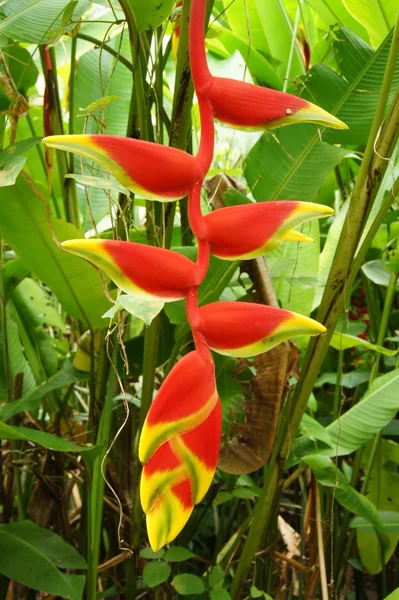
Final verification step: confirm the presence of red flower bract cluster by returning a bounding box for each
[44,0,344,550]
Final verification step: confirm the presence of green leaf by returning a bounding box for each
[244,125,348,203]
[118,295,164,327]
[140,547,165,559]
[164,547,195,562]
[12,277,66,331]
[0,176,112,329]
[209,566,225,590]
[210,590,232,600]
[142,561,171,587]
[172,573,205,595]
[0,156,26,187]
[2,44,39,93]
[330,331,398,356]
[231,487,259,499]
[324,28,399,146]
[303,454,389,548]
[357,440,399,574]
[128,0,174,31]
[207,24,282,89]
[272,220,320,316]
[384,588,399,600]
[65,173,129,195]
[0,0,89,43]
[0,520,86,600]
[0,362,85,422]
[0,303,37,401]
[326,369,399,455]
[0,421,96,454]
[343,0,398,47]
[3,258,30,301]
[362,259,399,287]
[350,511,399,534]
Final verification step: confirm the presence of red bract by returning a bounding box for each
[207,77,348,131]
[196,302,326,357]
[43,134,205,201]
[61,239,197,301]
[204,201,334,260]
[139,351,221,550]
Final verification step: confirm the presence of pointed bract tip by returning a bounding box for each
[282,313,326,337]
[299,103,348,130]
[284,230,314,243]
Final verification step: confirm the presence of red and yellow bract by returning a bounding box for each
[204,201,334,260]
[197,302,326,358]
[61,239,197,301]
[139,351,221,551]
[43,134,205,201]
[207,77,348,131]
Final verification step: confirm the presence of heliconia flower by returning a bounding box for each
[189,0,347,131]
[139,351,221,550]
[204,201,334,260]
[196,302,326,358]
[61,239,197,301]
[207,77,348,131]
[43,134,205,201]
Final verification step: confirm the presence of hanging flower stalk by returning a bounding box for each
[46,0,346,550]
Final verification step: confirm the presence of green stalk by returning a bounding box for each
[230,20,399,597]
[68,35,77,173]
[86,339,112,600]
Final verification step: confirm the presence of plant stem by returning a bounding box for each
[316,483,329,600]
[86,340,112,600]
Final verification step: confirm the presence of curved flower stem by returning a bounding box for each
[189,182,208,240]
[186,287,213,363]
[189,0,212,94]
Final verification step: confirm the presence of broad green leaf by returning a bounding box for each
[172,573,206,595]
[3,258,30,300]
[303,454,388,548]
[4,44,39,92]
[306,0,369,40]
[0,520,86,600]
[73,34,133,230]
[65,173,129,195]
[384,588,399,600]
[0,421,96,454]
[272,219,320,316]
[351,512,399,534]
[223,0,304,80]
[343,0,399,47]
[315,370,370,389]
[208,24,282,89]
[142,561,171,587]
[326,370,399,455]
[300,413,334,449]
[324,28,399,146]
[118,295,164,327]
[0,176,112,329]
[164,547,195,562]
[362,259,399,288]
[0,304,37,401]
[128,0,174,31]
[330,332,398,356]
[0,362,86,422]
[0,0,89,43]
[12,278,65,331]
[357,439,399,573]
[244,124,348,202]
[140,548,165,560]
